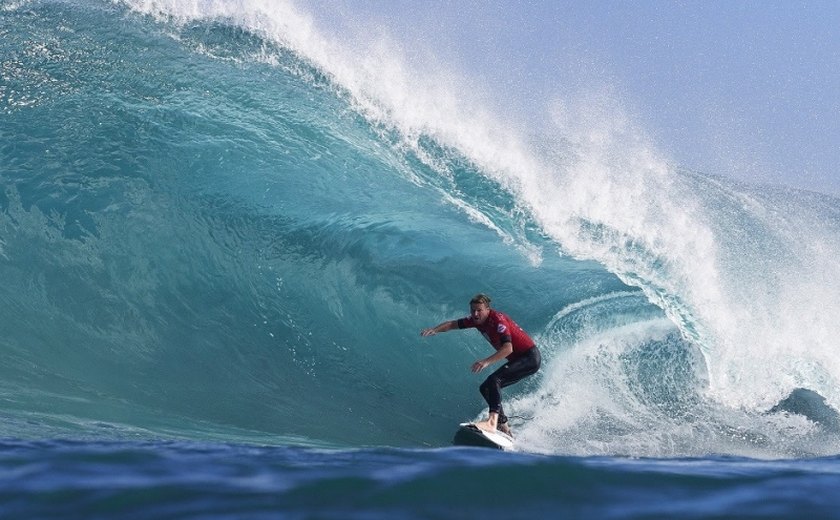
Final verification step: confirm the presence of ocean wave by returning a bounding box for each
[2,0,840,458]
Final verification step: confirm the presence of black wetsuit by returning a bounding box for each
[458,309,541,424]
[479,346,541,424]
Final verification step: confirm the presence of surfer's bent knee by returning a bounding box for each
[480,375,502,391]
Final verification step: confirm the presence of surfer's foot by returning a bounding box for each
[473,419,497,433]
[498,422,512,436]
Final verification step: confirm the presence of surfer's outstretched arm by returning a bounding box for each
[421,320,458,337]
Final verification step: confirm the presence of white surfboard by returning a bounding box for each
[452,422,515,450]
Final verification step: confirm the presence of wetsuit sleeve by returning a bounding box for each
[457,317,474,329]
[496,315,513,344]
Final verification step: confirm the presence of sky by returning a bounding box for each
[305,1,840,195]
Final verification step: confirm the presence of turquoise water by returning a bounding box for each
[3,1,840,517]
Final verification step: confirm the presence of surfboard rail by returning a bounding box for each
[452,422,515,450]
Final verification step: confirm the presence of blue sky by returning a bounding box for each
[308,1,840,195]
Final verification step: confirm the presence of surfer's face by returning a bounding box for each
[470,303,490,324]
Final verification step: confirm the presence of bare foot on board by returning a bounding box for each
[473,419,497,433]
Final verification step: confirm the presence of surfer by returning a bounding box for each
[421,293,541,435]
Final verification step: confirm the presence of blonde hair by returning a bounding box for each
[470,293,492,307]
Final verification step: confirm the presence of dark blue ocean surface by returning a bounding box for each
[3,439,840,520]
[3,1,840,518]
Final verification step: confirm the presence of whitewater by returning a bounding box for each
[3,1,840,518]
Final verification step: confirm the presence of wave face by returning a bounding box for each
[3,0,840,457]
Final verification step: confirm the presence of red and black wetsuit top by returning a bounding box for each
[457,309,535,360]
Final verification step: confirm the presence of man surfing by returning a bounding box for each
[421,293,541,435]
